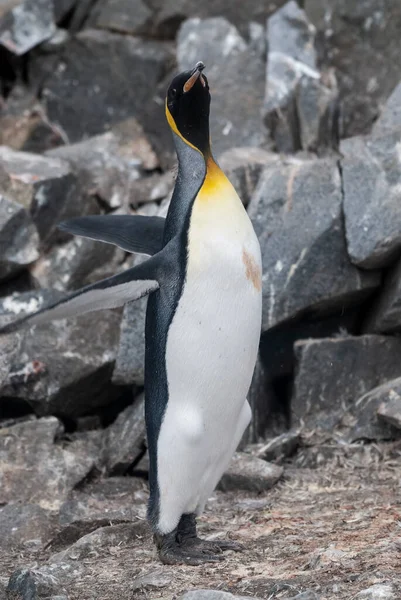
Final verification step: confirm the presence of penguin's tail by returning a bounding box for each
[0,251,164,335]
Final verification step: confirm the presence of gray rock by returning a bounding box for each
[365,257,401,333]
[0,0,56,55]
[349,379,401,441]
[356,584,395,599]
[7,564,82,599]
[288,593,320,600]
[51,522,147,563]
[0,146,97,246]
[41,29,173,144]
[103,394,146,474]
[46,119,159,210]
[373,81,401,137]
[305,0,401,137]
[89,0,153,35]
[0,328,20,388]
[0,290,121,418]
[292,335,401,431]
[0,503,53,549]
[218,452,283,492]
[0,194,39,281]
[177,17,267,156]
[342,132,401,269]
[128,171,174,209]
[131,570,171,591]
[249,430,301,463]
[248,157,380,332]
[30,236,123,292]
[179,591,262,600]
[0,417,97,509]
[53,0,78,24]
[264,1,338,153]
[219,148,277,208]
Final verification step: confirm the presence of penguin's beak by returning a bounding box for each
[183,61,206,93]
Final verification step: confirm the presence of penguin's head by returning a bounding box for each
[166,61,211,156]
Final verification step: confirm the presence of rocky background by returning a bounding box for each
[0,1,401,599]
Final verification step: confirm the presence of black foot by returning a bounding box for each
[155,530,224,566]
[177,513,243,554]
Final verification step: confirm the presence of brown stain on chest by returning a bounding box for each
[242,249,262,292]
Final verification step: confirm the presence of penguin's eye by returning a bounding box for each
[170,88,177,99]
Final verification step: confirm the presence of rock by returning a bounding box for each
[0,503,53,549]
[219,148,277,208]
[218,452,283,492]
[179,591,262,600]
[89,0,153,35]
[40,29,173,144]
[249,430,301,463]
[148,0,286,39]
[295,443,384,470]
[0,327,20,389]
[30,236,124,292]
[131,570,172,592]
[0,417,97,509]
[288,593,320,600]
[53,0,78,24]
[0,0,56,55]
[247,157,380,332]
[305,0,401,138]
[373,81,401,136]
[103,394,146,474]
[46,119,159,210]
[7,564,82,599]
[365,257,401,333]
[51,522,147,563]
[292,335,401,431]
[356,584,395,599]
[349,379,401,441]
[0,290,121,418]
[177,17,267,156]
[0,146,97,246]
[0,194,39,281]
[264,1,338,153]
[128,171,174,209]
[341,132,401,269]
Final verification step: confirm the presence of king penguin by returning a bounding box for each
[0,62,262,565]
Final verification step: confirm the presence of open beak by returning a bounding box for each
[183,61,206,93]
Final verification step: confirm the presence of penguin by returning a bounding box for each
[0,62,262,566]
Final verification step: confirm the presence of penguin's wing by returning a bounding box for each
[58,215,165,255]
[0,251,164,334]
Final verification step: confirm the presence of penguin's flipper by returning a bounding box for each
[0,253,162,334]
[58,215,165,256]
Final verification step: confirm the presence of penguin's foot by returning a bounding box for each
[155,531,224,566]
[176,513,244,555]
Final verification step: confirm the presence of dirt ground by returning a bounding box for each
[1,441,400,600]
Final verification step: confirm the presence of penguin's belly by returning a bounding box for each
[156,184,262,534]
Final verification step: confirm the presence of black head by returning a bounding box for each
[166,61,211,156]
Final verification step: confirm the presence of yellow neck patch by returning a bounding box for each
[197,157,234,202]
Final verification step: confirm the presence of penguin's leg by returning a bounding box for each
[154,522,225,566]
[176,513,244,553]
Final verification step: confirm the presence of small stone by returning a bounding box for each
[250,430,301,463]
[0,0,56,55]
[288,592,320,600]
[131,570,172,592]
[377,387,401,430]
[218,452,283,492]
[292,335,401,432]
[177,17,267,156]
[248,156,380,332]
[342,132,401,269]
[349,378,401,441]
[0,146,97,246]
[7,564,82,599]
[219,148,278,207]
[0,417,97,509]
[0,503,53,549]
[0,194,39,282]
[179,591,262,600]
[102,394,146,474]
[356,583,395,599]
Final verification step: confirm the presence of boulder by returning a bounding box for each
[0,146,97,246]
[0,503,53,549]
[0,0,55,55]
[88,0,153,36]
[218,452,283,492]
[102,394,146,474]
[247,157,380,332]
[177,17,267,156]
[365,257,401,333]
[0,290,121,418]
[40,29,173,144]
[0,193,39,281]
[377,388,401,430]
[305,0,401,137]
[372,81,401,137]
[349,378,401,441]
[0,417,97,508]
[219,148,277,208]
[341,132,401,269]
[46,119,159,210]
[292,335,401,431]
[264,1,339,153]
